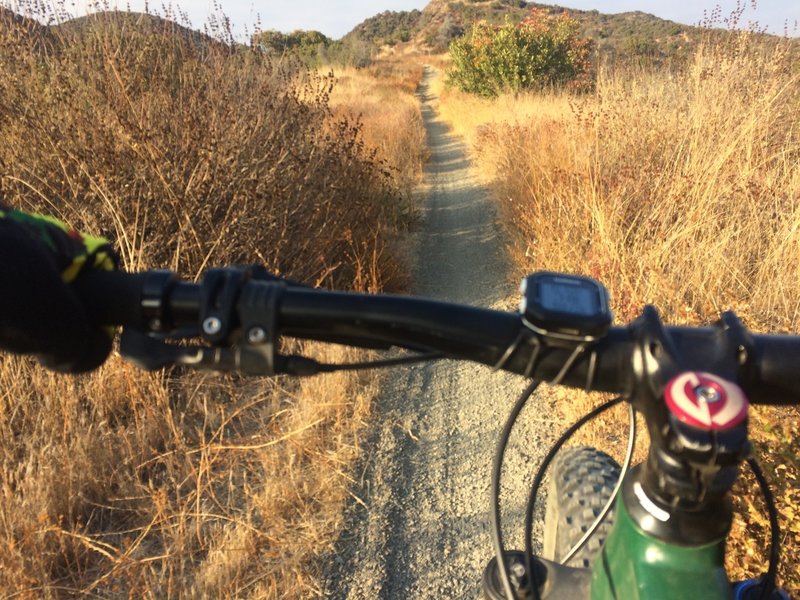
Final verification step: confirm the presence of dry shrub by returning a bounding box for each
[0,9,406,290]
[441,29,800,593]
[478,36,800,327]
[0,4,411,598]
[327,56,427,207]
[0,348,374,598]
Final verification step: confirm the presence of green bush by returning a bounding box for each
[251,29,332,64]
[446,9,593,97]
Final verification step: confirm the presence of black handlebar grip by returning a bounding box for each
[750,334,800,404]
[72,270,150,328]
[74,270,202,331]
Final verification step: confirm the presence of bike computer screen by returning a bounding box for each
[520,272,612,338]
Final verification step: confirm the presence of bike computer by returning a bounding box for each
[519,272,612,339]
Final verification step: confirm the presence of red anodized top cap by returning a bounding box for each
[664,371,749,431]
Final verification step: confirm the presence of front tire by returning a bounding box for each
[542,446,621,568]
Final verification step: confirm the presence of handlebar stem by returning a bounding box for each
[624,308,754,545]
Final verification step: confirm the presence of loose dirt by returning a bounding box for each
[324,67,558,599]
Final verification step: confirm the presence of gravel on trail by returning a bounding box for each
[324,66,559,600]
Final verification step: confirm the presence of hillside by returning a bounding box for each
[0,8,231,58]
[346,0,721,63]
[54,10,231,51]
[0,5,56,53]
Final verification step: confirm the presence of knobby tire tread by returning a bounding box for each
[543,446,621,569]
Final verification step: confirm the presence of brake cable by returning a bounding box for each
[490,379,541,600]
[559,402,635,565]
[747,457,780,600]
[490,382,626,600]
[521,395,626,600]
[313,351,444,373]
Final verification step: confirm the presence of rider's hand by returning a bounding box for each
[0,204,118,373]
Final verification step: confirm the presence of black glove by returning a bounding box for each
[0,205,117,372]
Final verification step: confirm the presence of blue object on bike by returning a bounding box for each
[733,579,790,600]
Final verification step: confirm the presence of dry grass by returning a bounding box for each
[0,348,374,598]
[0,5,419,598]
[0,9,408,290]
[438,28,800,595]
[327,56,428,207]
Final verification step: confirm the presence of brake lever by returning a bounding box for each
[120,329,196,371]
[120,329,320,376]
[119,330,250,372]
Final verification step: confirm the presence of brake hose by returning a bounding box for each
[522,395,625,600]
[490,379,541,600]
[747,457,780,600]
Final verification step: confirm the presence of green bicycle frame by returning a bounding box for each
[590,493,730,600]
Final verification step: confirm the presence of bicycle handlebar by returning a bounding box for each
[76,270,800,405]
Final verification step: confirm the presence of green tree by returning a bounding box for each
[324,37,375,68]
[251,29,332,65]
[446,10,593,98]
[624,34,657,57]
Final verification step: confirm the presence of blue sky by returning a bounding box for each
[69,1,799,39]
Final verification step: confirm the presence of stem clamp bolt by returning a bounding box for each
[247,327,267,344]
[695,385,722,404]
[203,317,222,336]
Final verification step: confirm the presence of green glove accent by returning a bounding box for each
[0,206,119,371]
[0,207,117,281]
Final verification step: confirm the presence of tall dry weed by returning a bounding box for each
[0,349,374,598]
[440,28,800,593]
[472,33,800,327]
[0,9,406,289]
[0,4,411,598]
[327,57,427,208]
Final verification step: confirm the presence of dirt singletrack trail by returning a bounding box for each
[324,66,556,599]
